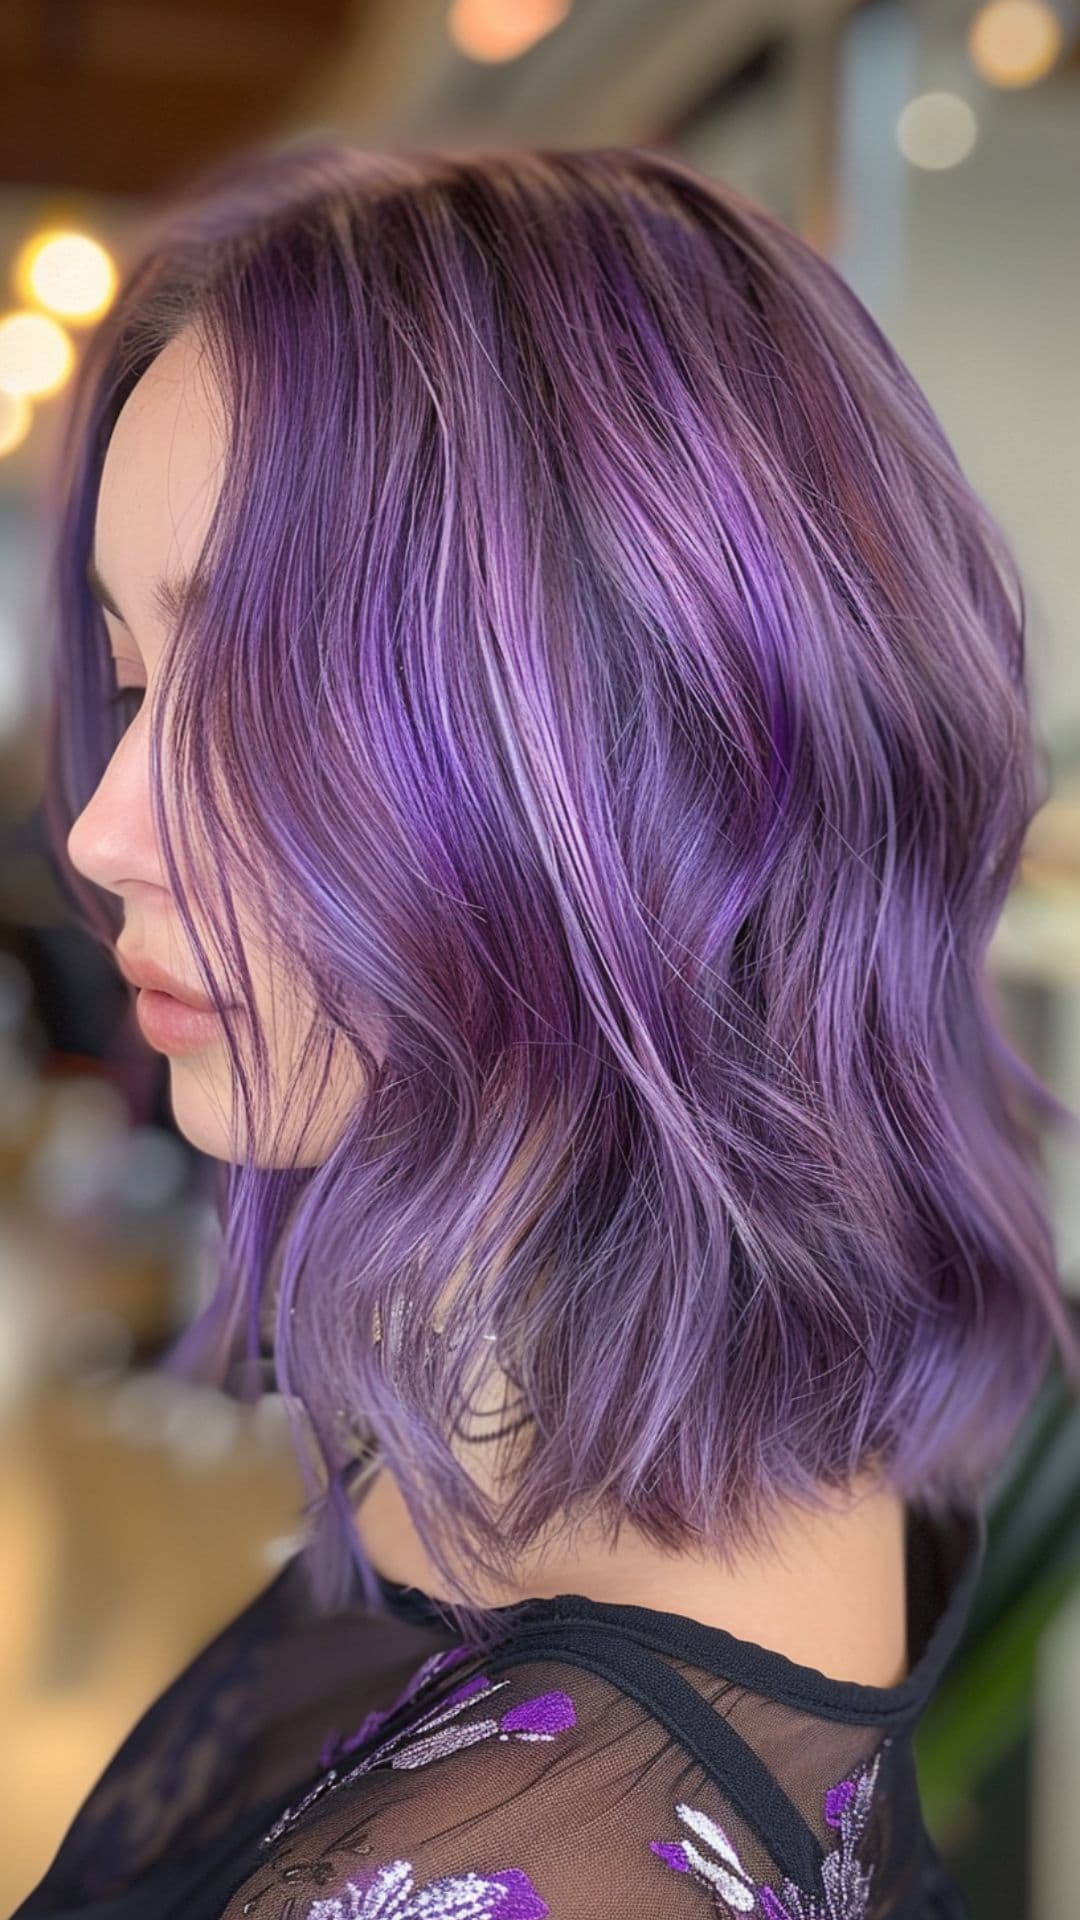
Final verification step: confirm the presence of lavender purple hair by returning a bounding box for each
[41,138,1080,1648]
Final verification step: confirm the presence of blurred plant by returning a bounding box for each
[916,1302,1080,1844]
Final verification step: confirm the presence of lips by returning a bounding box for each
[133,987,232,1056]
[115,948,227,1013]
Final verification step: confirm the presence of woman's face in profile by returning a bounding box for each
[65,324,368,1166]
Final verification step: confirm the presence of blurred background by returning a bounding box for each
[1,0,1078,1912]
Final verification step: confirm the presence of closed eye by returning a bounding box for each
[106,685,145,726]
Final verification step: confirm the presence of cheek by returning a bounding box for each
[164,995,371,1168]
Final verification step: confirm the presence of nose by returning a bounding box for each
[66,717,165,901]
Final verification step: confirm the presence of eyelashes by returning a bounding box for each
[106,686,145,727]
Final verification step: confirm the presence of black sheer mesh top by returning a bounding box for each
[14,1498,984,1920]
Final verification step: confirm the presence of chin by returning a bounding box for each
[164,1063,240,1162]
[163,1040,366,1169]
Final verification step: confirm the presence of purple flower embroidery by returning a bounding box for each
[650,1804,757,1911]
[318,1647,478,1767]
[305,1856,549,1918]
[823,1778,857,1829]
[650,1741,889,1920]
[260,1642,577,1851]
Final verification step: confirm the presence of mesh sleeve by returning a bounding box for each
[216,1654,910,1920]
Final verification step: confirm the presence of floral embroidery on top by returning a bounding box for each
[259,1642,577,1851]
[317,1646,477,1767]
[305,1856,549,1918]
[650,1739,889,1920]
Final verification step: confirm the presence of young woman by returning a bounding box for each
[20,139,1078,1920]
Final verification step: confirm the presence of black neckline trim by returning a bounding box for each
[374,1499,985,1724]
[480,1628,831,1888]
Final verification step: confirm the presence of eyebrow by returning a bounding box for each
[86,553,209,631]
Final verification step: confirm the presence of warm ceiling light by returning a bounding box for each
[896,91,979,170]
[447,0,571,64]
[968,1,1064,89]
[0,310,75,398]
[15,229,117,324]
[0,387,32,457]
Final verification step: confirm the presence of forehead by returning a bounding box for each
[94,325,227,632]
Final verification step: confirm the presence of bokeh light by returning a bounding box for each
[968,0,1065,89]
[447,0,571,64]
[14,229,117,324]
[0,387,32,457]
[0,309,74,398]
[896,90,979,170]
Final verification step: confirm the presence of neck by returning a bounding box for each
[353,1465,909,1687]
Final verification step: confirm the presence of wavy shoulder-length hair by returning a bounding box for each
[42,137,1080,1647]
